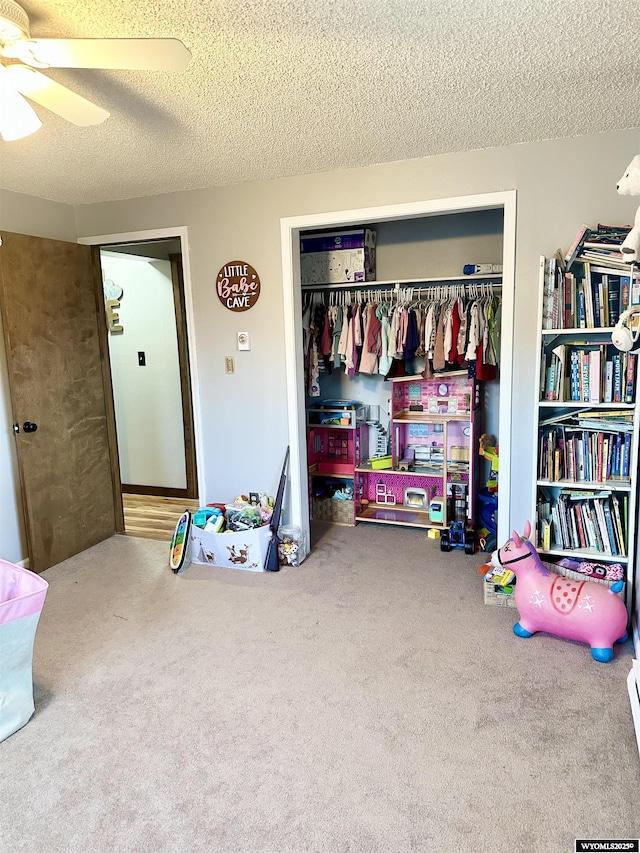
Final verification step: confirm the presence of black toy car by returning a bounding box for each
[440,520,475,555]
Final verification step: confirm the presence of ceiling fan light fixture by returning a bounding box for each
[0,66,41,140]
[0,0,30,43]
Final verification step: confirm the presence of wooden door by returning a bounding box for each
[0,232,121,572]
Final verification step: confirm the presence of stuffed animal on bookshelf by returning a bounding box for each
[491,521,628,662]
[616,154,640,264]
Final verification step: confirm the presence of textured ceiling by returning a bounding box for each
[0,0,639,206]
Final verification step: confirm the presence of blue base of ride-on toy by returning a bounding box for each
[591,647,614,663]
[513,622,533,638]
[591,632,629,662]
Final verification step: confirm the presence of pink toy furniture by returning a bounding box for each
[492,522,628,662]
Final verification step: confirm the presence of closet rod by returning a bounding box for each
[300,272,502,291]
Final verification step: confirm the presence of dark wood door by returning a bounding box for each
[0,232,120,572]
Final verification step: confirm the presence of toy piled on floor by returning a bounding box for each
[491,521,628,662]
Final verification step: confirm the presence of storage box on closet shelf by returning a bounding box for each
[299,228,377,285]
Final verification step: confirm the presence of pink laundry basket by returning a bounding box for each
[0,559,48,742]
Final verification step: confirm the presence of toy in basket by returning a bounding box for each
[491,521,628,663]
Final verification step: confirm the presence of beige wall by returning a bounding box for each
[1,130,639,563]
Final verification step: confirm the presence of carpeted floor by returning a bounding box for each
[1,523,638,853]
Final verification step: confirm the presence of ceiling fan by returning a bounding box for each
[0,0,191,140]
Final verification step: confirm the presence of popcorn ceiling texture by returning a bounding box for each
[0,0,638,205]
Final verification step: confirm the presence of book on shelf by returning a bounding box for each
[563,272,574,330]
[577,252,635,271]
[622,432,631,478]
[540,516,552,551]
[594,224,632,237]
[613,353,623,402]
[542,257,560,329]
[604,359,614,402]
[602,500,618,556]
[625,353,637,404]
[583,263,594,328]
[621,277,630,311]
[583,236,628,249]
[565,225,591,270]
[576,283,587,328]
[606,275,619,325]
[588,348,601,403]
[611,495,626,557]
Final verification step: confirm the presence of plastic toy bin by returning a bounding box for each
[0,559,48,742]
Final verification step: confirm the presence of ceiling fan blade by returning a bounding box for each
[4,65,110,126]
[3,38,191,71]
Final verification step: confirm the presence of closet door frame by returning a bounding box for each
[281,191,517,548]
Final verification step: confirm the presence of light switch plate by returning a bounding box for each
[237,331,250,351]
[225,356,235,374]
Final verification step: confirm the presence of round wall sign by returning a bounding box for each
[216,261,261,312]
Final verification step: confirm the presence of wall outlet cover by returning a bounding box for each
[237,331,250,351]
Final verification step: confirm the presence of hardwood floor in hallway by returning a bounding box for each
[122,493,200,542]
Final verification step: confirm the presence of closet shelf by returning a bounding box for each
[538,547,629,563]
[536,478,632,491]
[300,273,502,290]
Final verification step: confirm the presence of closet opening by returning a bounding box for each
[281,192,517,555]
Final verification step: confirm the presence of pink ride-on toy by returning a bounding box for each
[491,522,628,663]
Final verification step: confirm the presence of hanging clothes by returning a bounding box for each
[300,282,500,388]
[359,303,382,375]
[378,304,392,376]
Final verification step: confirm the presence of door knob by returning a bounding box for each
[23,421,38,433]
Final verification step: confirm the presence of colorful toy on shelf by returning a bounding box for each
[491,521,628,662]
[477,433,499,552]
[478,433,499,490]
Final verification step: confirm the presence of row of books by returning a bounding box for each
[542,256,638,330]
[541,343,636,404]
[537,489,627,557]
[538,424,632,483]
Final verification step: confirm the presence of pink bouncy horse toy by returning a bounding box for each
[492,522,628,662]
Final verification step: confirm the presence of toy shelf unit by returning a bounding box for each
[307,400,368,526]
[354,373,477,529]
[533,256,640,615]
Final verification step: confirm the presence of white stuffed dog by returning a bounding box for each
[616,154,640,264]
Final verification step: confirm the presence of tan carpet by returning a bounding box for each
[1,524,638,852]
